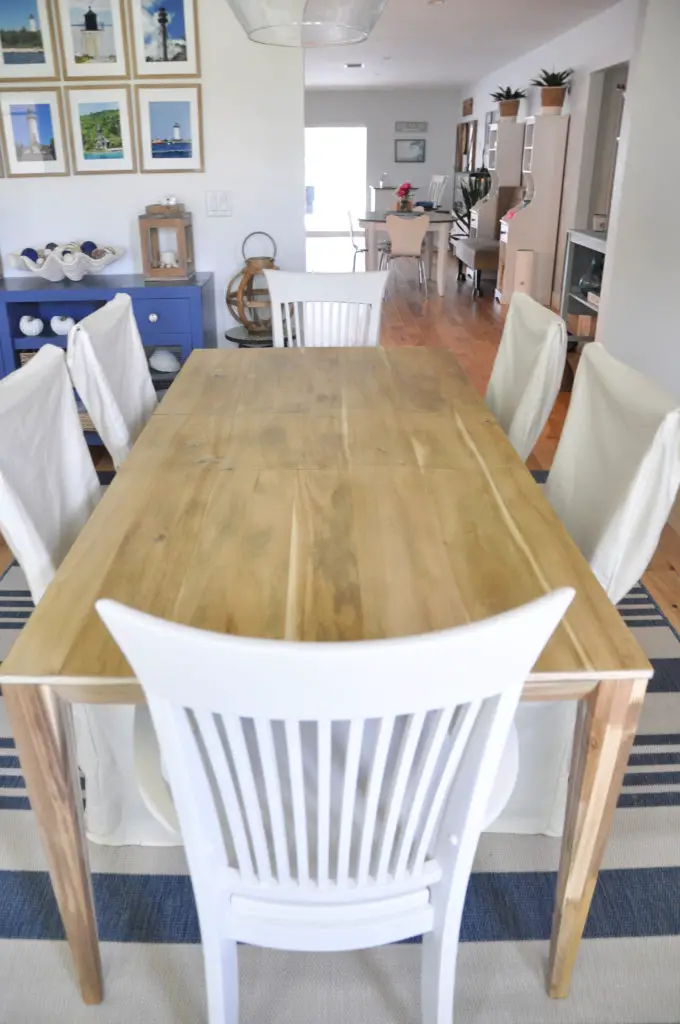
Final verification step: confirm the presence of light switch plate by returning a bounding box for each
[206,190,232,217]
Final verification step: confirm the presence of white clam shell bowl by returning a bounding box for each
[9,242,125,283]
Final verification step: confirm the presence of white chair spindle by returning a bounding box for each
[222,716,273,882]
[316,719,332,886]
[284,719,310,883]
[356,716,395,884]
[376,712,426,883]
[254,719,291,883]
[336,719,364,884]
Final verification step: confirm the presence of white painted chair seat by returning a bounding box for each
[486,293,567,461]
[493,342,680,837]
[97,589,572,1024]
[67,292,157,469]
[265,270,388,347]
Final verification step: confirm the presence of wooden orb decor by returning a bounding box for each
[226,232,278,335]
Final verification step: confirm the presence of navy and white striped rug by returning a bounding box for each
[2,557,680,1022]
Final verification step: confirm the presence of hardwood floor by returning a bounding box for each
[1,248,678,637]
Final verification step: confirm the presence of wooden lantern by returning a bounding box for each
[226,232,278,335]
[139,203,195,282]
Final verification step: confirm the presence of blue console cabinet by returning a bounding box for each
[0,273,216,440]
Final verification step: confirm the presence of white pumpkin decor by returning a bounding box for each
[149,348,181,373]
[50,316,76,336]
[19,316,44,337]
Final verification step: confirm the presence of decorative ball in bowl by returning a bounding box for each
[9,241,125,282]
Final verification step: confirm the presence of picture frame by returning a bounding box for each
[55,0,129,80]
[395,120,427,133]
[129,0,200,78]
[0,0,59,82]
[135,84,203,172]
[394,138,426,164]
[0,88,69,176]
[462,97,474,117]
[65,84,136,174]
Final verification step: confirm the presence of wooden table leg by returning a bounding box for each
[435,224,448,296]
[548,677,647,998]
[366,223,378,272]
[3,685,103,1004]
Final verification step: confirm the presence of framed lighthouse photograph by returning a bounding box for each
[55,0,129,79]
[129,0,200,78]
[135,84,202,172]
[0,89,69,176]
[65,85,135,173]
[0,0,59,81]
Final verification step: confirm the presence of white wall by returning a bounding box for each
[596,1,680,397]
[305,88,460,211]
[0,0,306,337]
[459,0,640,298]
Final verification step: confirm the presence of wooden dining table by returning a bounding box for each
[1,346,651,1006]
[359,211,453,296]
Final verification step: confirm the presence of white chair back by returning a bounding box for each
[428,175,449,207]
[97,588,572,1024]
[486,293,567,461]
[67,293,157,468]
[0,345,100,604]
[385,214,430,256]
[265,270,388,348]
[545,342,680,604]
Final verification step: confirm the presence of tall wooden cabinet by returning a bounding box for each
[470,121,524,239]
[495,115,570,306]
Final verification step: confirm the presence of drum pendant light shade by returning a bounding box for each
[227,0,388,46]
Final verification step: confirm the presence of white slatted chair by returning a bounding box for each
[485,293,567,461]
[97,588,573,1024]
[381,214,431,295]
[0,345,178,848]
[428,175,449,208]
[493,343,680,838]
[265,270,388,348]
[67,292,157,469]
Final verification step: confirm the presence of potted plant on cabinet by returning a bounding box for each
[490,86,527,122]
[530,68,573,115]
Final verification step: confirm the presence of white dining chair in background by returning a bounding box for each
[0,344,178,848]
[428,174,449,208]
[381,214,430,295]
[492,341,680,838]
[348,211,368,272]
[97,588,573,1024]
[546,341,680,604]
[265,270,388,347]
[485,292,567,462]
[67,292,157,469]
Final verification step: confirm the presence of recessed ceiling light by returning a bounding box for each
[427,0,446,5]
[383,55,392,60]
[345,62,364,68]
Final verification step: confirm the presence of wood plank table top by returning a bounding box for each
[0,347,650,696]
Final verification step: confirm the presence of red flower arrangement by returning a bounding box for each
[395,181,414,211]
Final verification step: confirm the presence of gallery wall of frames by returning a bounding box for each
[0,0,204,177]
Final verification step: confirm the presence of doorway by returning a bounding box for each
[304,126,368,236]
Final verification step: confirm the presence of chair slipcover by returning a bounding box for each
[486,293,567,461]
[0,345,177,846]
[491,342,680,836]
[67,293,157,468]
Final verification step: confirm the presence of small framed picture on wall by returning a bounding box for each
[65,85,136,173]
[0,89,69,176]
[135,84,203,172]
[0,0,59,82]
[395,138,426,164]
[128,0,200,77]
[55,0,130,80]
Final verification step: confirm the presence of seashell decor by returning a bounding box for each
[9,241,125,283]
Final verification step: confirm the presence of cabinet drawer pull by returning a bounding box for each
[148,313,158,323]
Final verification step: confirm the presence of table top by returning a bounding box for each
[0,347,651,698]
[359,211,453,224]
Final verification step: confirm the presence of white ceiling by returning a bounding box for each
[305,0,621,89]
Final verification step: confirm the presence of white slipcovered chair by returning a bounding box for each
[0,345,178,847]
[485,293,567,461]
[492,342,680,836]
[67,292,157,469]
[265,270,388,348]
[97,587,573,1024]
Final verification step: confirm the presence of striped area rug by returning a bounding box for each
[2,557,680,1022]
